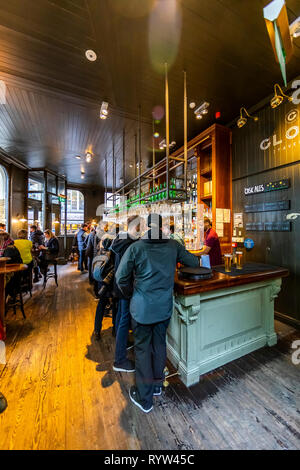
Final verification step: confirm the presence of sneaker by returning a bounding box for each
[153,386,162,396]
[129,386,153,413]
[113,359,135,373]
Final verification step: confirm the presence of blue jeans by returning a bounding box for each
[94,295,118,334]
[114,298,131,365]
[78,249,87,272]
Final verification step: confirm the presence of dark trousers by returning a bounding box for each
[88,256,94,284]
[78,249,87,272]
[132,318,170,409]
[94,295,118,334]
[114,298,131,365]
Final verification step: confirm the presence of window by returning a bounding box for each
[0,165,8,226]
[105,192,120,208]
[66,189,84,234]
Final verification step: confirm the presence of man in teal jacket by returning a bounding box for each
[116,213,199,413]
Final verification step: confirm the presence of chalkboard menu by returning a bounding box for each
[246,222,291,232]
[244,200,290,213]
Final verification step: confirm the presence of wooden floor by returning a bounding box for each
[0,264,299,450]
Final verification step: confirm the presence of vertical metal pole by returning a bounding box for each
[184,70,188,196]
[165,63,170,199]
[122,128,125,197]
[134,133,137,196]
[138,105,142,199]
[64,178,67,253]
[152,120,155,191]
[112,140,116,206]
[105,155,108,207]
[43,169,47,231]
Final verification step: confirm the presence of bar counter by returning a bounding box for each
[167,266,289,386]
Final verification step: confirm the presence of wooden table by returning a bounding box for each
[0,264,27,338]
[0,263,27,414]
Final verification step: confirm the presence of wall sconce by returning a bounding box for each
[270,84,293,108]
[237,107,259,128]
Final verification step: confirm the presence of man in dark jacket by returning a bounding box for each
[76,223,88,272]
[111,215,140,373]
[116,213,199,413]
[30,225,45,282]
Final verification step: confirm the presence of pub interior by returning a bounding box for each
[0,0,299,452]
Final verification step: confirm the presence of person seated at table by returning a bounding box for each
[0,230,14,257]
[38,229,59,276]
[0,232,23,299]
[14,230,33,268]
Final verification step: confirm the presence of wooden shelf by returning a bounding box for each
[200,168,212,177]
[201,194,212,200]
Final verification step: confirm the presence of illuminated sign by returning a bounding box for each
[244,179,289,195]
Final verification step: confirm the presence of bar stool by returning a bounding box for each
[5,272,26,319]
[43,259,58,289]
[21,264,33,297]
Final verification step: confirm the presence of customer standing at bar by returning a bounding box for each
[76,223,88,272]
[200,217,222,266]
[116,213,199,413]
[111,215,140,373]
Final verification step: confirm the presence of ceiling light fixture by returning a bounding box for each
[194,102,210,120]
[159,138,176,149]
[270,83,293,109]
[290,17,300,38]
[237,107,259,128]
[100,101,109,120]
[75,155,81,160]
[189,102,196,109]
[85,152,93,163]
[85,49,97,62]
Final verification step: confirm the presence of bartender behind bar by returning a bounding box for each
[200,218,222,266]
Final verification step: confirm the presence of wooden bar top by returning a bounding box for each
[174,266,289,296]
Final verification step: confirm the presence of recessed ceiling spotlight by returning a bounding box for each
[189,102,196,109]
[129,164,133,168]
[86,152,92,163]
[81,174,85,180]
[100,101,109,120]
[196,114,203,120]
[85,49,97,62]
[75,155,81,160]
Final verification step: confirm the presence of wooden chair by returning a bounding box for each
[5,272,26,319]
[43,259,58,289]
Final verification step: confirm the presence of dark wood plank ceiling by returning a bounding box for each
[0,0,299,188]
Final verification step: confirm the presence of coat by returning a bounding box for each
[110,232,139,299]
[115,231,199,324]
[76,229,88,251]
